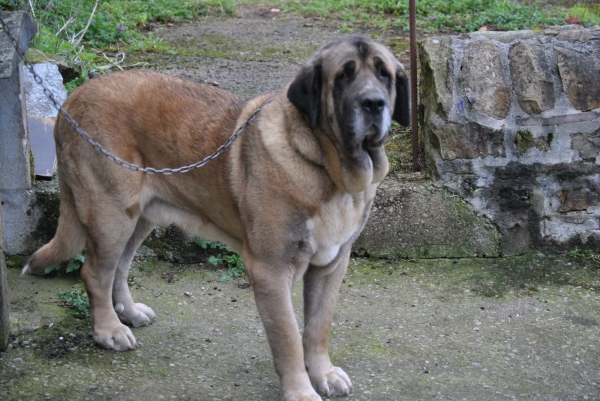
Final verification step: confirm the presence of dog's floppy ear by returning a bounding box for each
[392,64,410,127]
[287,63,322,130]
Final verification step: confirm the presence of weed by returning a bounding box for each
[568,247,600,269]
[195,238,245,281]
[44,253,85,274]
[59,289,90,320]
[195,237,228,251]
[215,254,245,282]
[385,122,413,174]
[514,130,534,153]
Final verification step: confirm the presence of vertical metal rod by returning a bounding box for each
[409,0,419,170]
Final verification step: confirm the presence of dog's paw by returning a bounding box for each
[311,366,353,397]
[93,324,137,351]
[114,302,156,328]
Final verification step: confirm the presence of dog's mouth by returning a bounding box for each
[346,125,387,164]
[327,120,391,194]
[363,129,386,151]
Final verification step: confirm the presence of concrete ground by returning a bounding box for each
[1,254,599,400]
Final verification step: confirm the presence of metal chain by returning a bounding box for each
[0,13,273,175]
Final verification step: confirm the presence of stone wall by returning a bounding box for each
[419,25,600,255]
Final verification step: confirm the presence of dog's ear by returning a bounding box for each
[392,64,410,127]
[287,63,322,130]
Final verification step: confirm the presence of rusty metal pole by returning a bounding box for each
[409,0,419,170]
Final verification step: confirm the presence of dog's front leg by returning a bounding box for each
[303,246,353,397]
[247,258,322,401]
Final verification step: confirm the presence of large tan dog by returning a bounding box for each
[24,35,409,400]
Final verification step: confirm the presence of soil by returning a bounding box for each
[2,6,600,401]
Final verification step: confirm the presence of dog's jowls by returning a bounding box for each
[24,35,409,400]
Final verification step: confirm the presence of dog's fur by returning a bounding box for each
[24,35,409,400]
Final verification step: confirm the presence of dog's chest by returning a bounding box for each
[307,192,367,266]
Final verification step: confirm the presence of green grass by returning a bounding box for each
[1,0,236,88]
[566,4,600,26]
[3,0,596,90]
[261,0,570,32]
[1,0,236,49]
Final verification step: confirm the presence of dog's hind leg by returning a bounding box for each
[112,217,156,328]
[80,208,140,351]
[23,179,86,275]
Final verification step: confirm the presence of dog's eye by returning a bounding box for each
[336,72,350,83]
[337,61,356,82]
[379,67,391,82]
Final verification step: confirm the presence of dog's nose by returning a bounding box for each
[361,96,386,116]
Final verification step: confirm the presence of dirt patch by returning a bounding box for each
[132,6,409,96]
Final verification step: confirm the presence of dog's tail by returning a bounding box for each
[22,180,86,275]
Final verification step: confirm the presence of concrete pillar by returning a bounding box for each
[0,197,8,350]
[0,11,37,254]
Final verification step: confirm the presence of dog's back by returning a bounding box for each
[25,71,248,275]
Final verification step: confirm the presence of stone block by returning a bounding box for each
[517,111,599,127]
[555,46,600,111]
[470,30,538,43]
[418,37,454,120]
[22,62,67,117]
[490,162,600,253]
[460,40,510,120]
[557,188,600,213]
[543,25,581,36]
[430,122,505,160]
[571,127,600,162]
[509,41,555,114]
[556,28,598,43]
[555,173,600,213]
[354,179,500,258]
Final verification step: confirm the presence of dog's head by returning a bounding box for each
[288,35,410,193]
